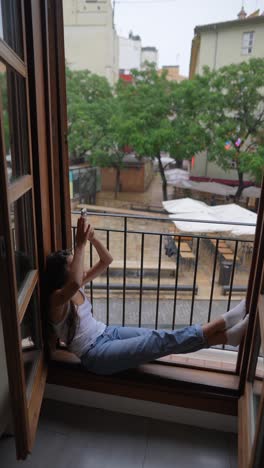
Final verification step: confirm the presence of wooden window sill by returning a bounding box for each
[47,349,239,416]
[158,348,238,373]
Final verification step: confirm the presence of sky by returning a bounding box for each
[112,0,264,76]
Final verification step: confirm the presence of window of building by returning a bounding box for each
[242,31,255,55]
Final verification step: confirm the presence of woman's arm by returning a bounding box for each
[49,217,89,322]
[82,226,113,285]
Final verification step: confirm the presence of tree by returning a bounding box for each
[89,98,135,198]
[116,64,208,200]
[66,67,113,163]
[200,58,264,199]
[169,75,210,168]
[66,67,135,196]
[116,65,174,200]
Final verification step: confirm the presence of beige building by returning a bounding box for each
[159,65,186,82]
[101,155,154,192]
[63,0,119,86]
[189,9,264,184]
[190,9,264,77]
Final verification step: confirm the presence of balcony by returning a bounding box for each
[69,209,253,373]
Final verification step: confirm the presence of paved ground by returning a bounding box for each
[96,172,175,211]
[71,209,251,301]
[72,171,251,327]
[90,297,241,329]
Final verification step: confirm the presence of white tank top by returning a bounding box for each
[52,289,106,358]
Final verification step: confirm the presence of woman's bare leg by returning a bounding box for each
[202,315,249,347]
[202,318,227,346]
[202,317,226,339]
[207,331,227,346]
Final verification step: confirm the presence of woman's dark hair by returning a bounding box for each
[45,249,79,345]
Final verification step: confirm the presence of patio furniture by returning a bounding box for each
[222,285,247,295]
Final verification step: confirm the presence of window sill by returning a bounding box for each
[158,348,238,373]
[47,349,239,416]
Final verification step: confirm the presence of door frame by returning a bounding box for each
[237,180,264,467]
[0,0,70,459]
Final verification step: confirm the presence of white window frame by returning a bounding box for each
[241,31,255,55]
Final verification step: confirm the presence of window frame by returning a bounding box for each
[237,179,264,467]
[0,0,70,459]
[0,0,46,459]
[0,0,264,462]
[241,31,255,56]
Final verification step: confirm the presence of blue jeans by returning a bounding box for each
[80,324,207,375]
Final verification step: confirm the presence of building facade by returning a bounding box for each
[100,155,154,192]
[158,65,186,82]
[63,0,119,86]
[141,46,158,68]
[119,32,142,72]
[190,10,264,77]
[119,32,158,77]
[189,10,264,185]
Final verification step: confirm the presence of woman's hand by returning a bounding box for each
[86,224,95,243]
[76,217,89,247]
[76,216,96,247]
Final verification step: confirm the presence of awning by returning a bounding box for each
[163,198,256,236]
[165,168,261,199]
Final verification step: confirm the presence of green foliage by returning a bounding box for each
[66,67,113,162]
[200,58,264,195]
[66,59,264,200]
[90,97,133,168]
[116,65,175,158]
[170,76,210,160]
[116,64,208,199]
[66,66,133,195]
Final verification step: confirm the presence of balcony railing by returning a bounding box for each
[71,210,254,339]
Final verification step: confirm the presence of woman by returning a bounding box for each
[46,216,248,375]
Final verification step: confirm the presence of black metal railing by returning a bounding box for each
[71,210,254,332]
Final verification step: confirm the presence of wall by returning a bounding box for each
[193,20,264,181]
[143,160,154,190]
[101,161,153,192]
[197,21,264,74]
[141,49,158,67]
[190,151,208,177]
[45,384,237,433]
[119,36,141,71]
[0,307,11,437]
[190,151,254,183]
[101,166,145,192]
[160,66,186,82]
[63,0,119,85]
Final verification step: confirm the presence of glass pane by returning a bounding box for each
[72,169,80,198]
[0,0,24,60]
[0,62,30,182]
[11,191,36,293]
[21,288,42,395]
